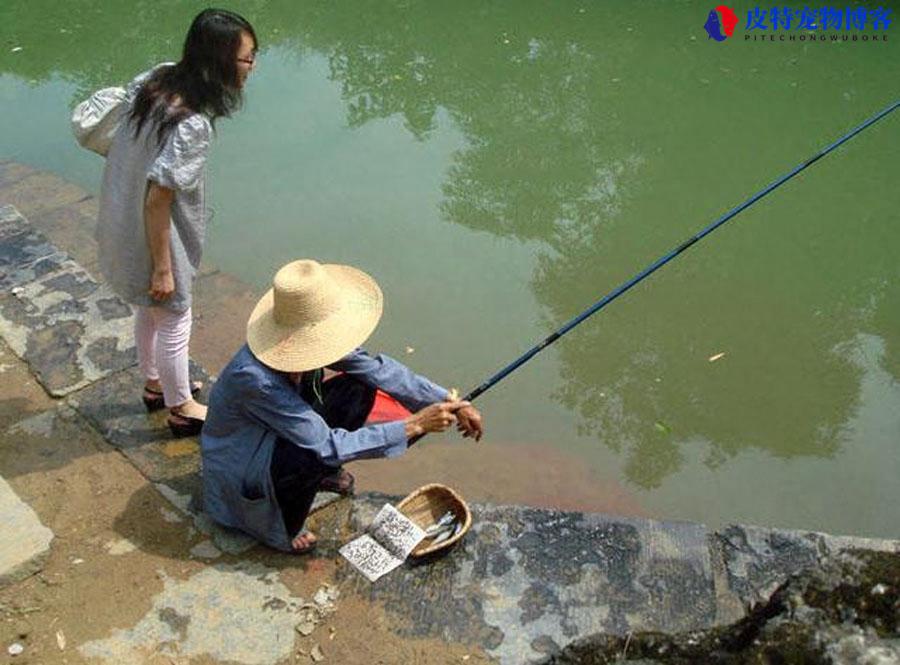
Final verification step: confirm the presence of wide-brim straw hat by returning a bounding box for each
[247,259,383,372]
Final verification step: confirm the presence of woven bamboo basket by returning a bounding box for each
[397,483,472,557]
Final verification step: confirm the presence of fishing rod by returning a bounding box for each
[445,98,899,415]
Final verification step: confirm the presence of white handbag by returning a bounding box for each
[71,86,127,156]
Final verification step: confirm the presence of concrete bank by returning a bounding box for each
[1,161,898,664]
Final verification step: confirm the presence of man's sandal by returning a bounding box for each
[142,381,203,412]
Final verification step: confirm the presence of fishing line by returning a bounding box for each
[460,99,899,405]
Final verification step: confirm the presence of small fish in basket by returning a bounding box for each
[397,483,472,557]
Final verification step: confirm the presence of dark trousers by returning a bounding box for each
[271,374,376,538]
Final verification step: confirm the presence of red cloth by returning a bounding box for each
[366,389,411,424]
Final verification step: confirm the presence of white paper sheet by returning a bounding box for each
[340,504,426,582]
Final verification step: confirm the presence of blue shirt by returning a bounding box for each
[201,344,448,551]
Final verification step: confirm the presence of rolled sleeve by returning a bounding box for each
[330,348,449,412]
[243,375,408,466]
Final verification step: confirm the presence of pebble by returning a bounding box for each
[189,540,222,559]
[295,620,316,636]
[8,643,24,656]
[311,644,325,662]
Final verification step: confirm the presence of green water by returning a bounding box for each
[2,1,899,537]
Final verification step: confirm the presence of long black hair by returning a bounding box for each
[130,8,257,144]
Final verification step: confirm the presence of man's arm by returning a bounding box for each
[144,182,175,301]
[330,348,483,441]
[244,370,473,464]
[329,348,448,412]
[244,375,409,465]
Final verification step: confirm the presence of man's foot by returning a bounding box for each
[291,530,318,554]
[319,468,355,496]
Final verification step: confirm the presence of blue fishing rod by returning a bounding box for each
[454,99,900,407]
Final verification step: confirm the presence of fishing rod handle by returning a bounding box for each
[407,386,483,446]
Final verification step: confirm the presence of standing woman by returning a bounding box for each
[97,9,257,436]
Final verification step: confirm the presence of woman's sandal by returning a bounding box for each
[166,412,205,438]
[142,381,203,412]
[291,531,318,554]
[319,468,355,496]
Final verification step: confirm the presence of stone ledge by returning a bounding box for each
[0,474,53,587]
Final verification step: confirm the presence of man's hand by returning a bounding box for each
[404,400,468,439]
[456,404,483,442]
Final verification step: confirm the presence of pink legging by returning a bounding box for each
[134,305,193,408]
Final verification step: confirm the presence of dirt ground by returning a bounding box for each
[0,340,493,665]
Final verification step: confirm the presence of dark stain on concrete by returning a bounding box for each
[38,271,97,300]
[519,582,561,624]
[26,320,85,390]
[96,297,132,321]
[44,298,88,317]
[718,525,822,604]
[638,556,716,631]
[157,606,191,642]
[262,597,287,611]
[531,634,561,655]
[85,336,136,373]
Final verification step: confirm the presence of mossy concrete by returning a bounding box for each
[541,549,900,664]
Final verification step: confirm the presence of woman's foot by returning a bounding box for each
[145,378,164,393]
[172,399,207,420]
[142,380,203,412]
[291,530,318,554]
[167,399,207,437]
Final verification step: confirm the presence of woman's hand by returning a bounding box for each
[144,182,176,302]
[456,404,484,441]
[149,268,175,301]
[404,400,469,439]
